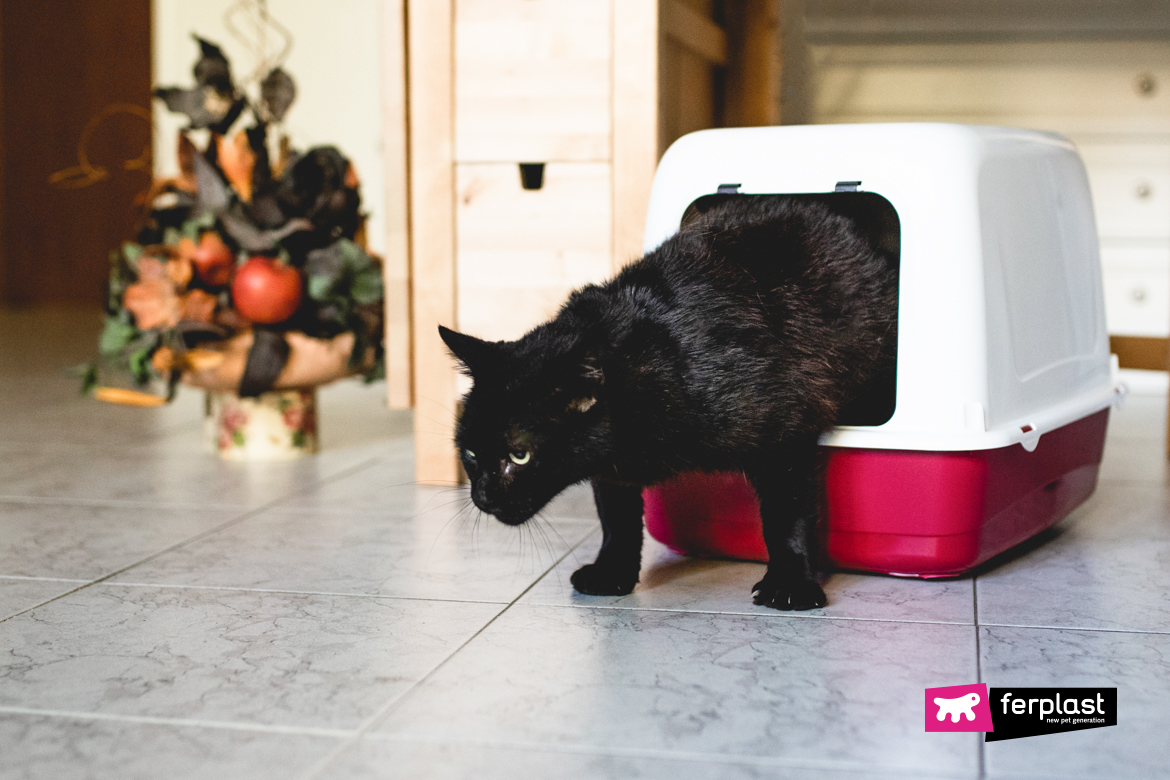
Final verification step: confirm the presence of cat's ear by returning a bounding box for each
[564,352,603,413]
[581,352,604,386]
[438,326,497,375]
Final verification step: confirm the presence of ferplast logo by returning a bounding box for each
[985,688,1117,742]
[925,684,994,733]
[925,685,1117,741]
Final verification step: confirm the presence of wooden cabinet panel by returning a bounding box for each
[455,0,611,162]
[456,162,612,341]
[1,0,151,304]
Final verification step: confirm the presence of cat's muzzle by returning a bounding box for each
[470,492,532,526]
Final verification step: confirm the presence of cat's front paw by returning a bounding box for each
[751,575,826,611]
[570,562,638,596]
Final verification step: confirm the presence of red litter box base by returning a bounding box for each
[642,408,1109,578]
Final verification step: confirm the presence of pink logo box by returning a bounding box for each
[926,684,994,733]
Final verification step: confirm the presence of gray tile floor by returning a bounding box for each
[1,307,1168,779]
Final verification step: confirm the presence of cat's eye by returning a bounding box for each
[463,449,476,464]
[508,449,531,465]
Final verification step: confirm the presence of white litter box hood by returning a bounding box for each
[643,123,1118,452]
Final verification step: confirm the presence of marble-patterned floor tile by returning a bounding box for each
[0,714,341,780]
[981,625,1170,779]
[372,605,980,776]
[1097,436,1170,484]
[317,737,972,780]
[0,306,105,376]
[110,498,595,602]
[0,438,377,508]
[523,530,975,624]
[0,585,500,730]
[0,579,84,622]
[0,501,250,580]
[1103,392,1165,443]
[0,388,203,448]
[977,481,1170,632]
[276,463,598,522]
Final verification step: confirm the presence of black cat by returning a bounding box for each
[440,195,898,610]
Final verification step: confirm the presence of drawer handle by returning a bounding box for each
[1136,181,1153,200]
[519,163,545,191]
[1135,72,1157,97]
[1132,287,1148,303]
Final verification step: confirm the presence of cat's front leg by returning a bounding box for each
[570,478,644,596]
[746,441,828,611]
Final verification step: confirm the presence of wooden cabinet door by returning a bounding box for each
[0,0,152,305]
[456,161,612,342]
[454,0,612,163]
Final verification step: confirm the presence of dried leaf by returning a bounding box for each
[192,36,233,93]
[167,254,193,288]
[219,209,311,253]
[177,132,198,192]
[151,346,176,373]
[272,135,292,179]
[193,152,231,209]
[217,131,256,202]
[180,289,218,323]
[154,86,245,132]
[98,317,138,356]
[94,387,167,407]
[123,279,181,330]
[135,257,168,282]
[260,68,296,123]
[184,348,227,372]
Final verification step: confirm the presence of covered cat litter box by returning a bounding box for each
[640,123,1120,577]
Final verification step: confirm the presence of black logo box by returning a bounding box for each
[986,688,1117,742]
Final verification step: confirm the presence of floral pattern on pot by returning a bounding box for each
[206,388,318,461]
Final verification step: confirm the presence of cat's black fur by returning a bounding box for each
[440,195,898,610]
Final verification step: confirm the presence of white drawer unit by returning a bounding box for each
[1078,143,1170,240]
[1100,243,1170,336]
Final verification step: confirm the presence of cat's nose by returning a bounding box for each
[473,475,502,512]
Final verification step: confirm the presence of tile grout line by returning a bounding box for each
[519,600,980,626]
[0,457,383,626]
[973,576,986,780]
[99,580,515,606]
[295,529,596,780]
[978,622,1170,637]
[358,732,980,779]
[0,706,353,739]
[0,495,262,511]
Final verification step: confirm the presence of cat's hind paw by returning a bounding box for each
[751,576,827,611]
[570,563,638,597]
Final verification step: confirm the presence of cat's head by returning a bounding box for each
[439,325,608,525]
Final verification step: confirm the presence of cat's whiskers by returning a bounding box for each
[426,495,477,560]
[531,510,574,568]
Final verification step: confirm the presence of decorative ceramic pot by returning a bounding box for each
[204,388,318,461]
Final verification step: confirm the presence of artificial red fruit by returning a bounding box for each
[190,232,235,286]
[231,256,303,324]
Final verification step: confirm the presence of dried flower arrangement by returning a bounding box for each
[82,36,384,406]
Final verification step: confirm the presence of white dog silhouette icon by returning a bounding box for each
[934,692,980,722]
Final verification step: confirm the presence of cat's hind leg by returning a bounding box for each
[570,478,644,596]
[746,440,828,610]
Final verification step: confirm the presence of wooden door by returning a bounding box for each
[0,0,152,305]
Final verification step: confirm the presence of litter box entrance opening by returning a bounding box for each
[680,191,900,427]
